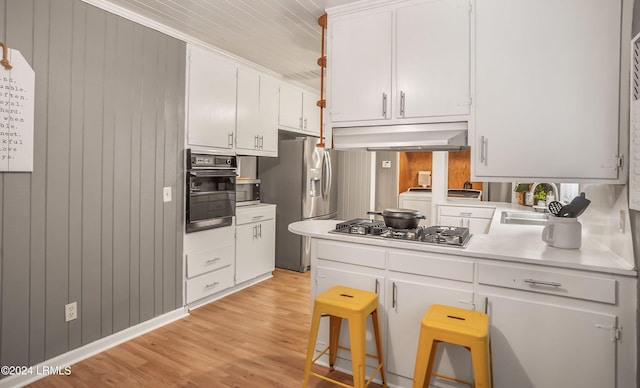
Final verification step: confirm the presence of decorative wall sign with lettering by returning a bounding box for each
[0,47,35,172]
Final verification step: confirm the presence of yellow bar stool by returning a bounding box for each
[302,285,387,388]
[412,304,492,388]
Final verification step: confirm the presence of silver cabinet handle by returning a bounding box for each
[382,92,387,118]
[228,132,234,147]
[299,117,303,129]
[460,212,473,217]
[259,136,264,149]
[205,257,221,265]
[253,225,258,239]
[524,279,562,287]
[375,279,379,295]
[392,282,397,308]
[204,281,220,289]
[258,224,262,238]
[254,135,259,149]
[400,90,406,117]
[252,215,264,220]
[304,118,308,129]
[480,136,487,165]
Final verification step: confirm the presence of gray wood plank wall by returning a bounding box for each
[336,150,372,220]
[0,0,185,368]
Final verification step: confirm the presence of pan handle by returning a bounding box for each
[367,211,383,216]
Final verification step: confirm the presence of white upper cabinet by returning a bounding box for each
[236,67,261,152]
[279,83,320,136]
[186,45,237,150]
[258,75,279,155]
[236,69,278,156]
[472,0,626,182]
[329,9,393,123]
[327,0,470,126]
[396,0,470,119]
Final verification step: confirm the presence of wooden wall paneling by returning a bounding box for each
[398,152,433,193]
[3,0,38,367]
[154,33,167,316]
[129,23,144,327]
[398,151,483,193]
[162,38,183,313]
[81,5,106,345]
[30,0,50,365]
[138,27,159,323]
[113,17,134,333]
[67,0,86,352]
[0,0,32,366]
[448,150,483,191]
[44,0,73,359]
[100,12,118,339]
[336,151,371,220]
[374,151,398,210]
[0,0,4,367]
[0,0,185,368]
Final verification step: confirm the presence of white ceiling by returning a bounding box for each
[95,0,361,90]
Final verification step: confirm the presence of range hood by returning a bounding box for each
[332,122,468,151]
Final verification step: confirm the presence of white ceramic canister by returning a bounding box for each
[541,216,582,249]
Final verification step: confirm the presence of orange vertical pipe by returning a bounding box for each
[316,13,327,147]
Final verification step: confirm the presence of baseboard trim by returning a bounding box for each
[0,307,188,388]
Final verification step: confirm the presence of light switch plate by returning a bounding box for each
[163,187,172,202]
[382,160,391,168]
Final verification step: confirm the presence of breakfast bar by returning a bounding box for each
[289,215,637,388]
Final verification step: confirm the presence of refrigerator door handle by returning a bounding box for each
[322,151,331,200]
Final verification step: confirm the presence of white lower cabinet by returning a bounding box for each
[478,261,619,388]
[309,238,635,388]
[235,205,276,284]
[315,264,385,369]
[386,278,474,382]
[482,294,616,388]
[184,226,236,304]
[438,205,495,234]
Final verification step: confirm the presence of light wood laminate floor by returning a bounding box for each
[28,269,384,387]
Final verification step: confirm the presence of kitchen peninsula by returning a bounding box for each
[289,202,637,388]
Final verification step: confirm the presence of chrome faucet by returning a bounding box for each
[527,182,559,203]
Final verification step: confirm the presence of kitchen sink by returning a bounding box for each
[500,211,548,226]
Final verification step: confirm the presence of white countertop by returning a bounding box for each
[289,206,637,276]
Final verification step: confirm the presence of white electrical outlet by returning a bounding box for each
[65,302,77,322]
[163,186,172,202]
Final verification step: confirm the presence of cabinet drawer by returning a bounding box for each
[478,263,616,304]
[236,205,275,225]
[186,265,235,304]
[389,250,474,282]
[317,240,385,269]
[439,206,495,219]
[186,243,235,278]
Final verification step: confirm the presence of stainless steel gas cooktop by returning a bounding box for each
[330,219,472,248]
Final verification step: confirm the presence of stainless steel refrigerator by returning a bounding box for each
[258,136,337,272]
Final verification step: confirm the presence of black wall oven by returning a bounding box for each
[186,149,237,233]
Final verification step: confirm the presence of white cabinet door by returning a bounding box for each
[259,75,279,154]
[484,294,616,388]
[315,264,385,368]
[279,83,303,130]
[396,0,470,119]
[236,68,260,152]
[386,278,475,381]
[235,219,275,284]
[303,90,320,136]
[329,10,392,122]
[187,45,237,149]
[473,0,622,180]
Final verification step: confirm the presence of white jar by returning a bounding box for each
[541,216,582,249]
